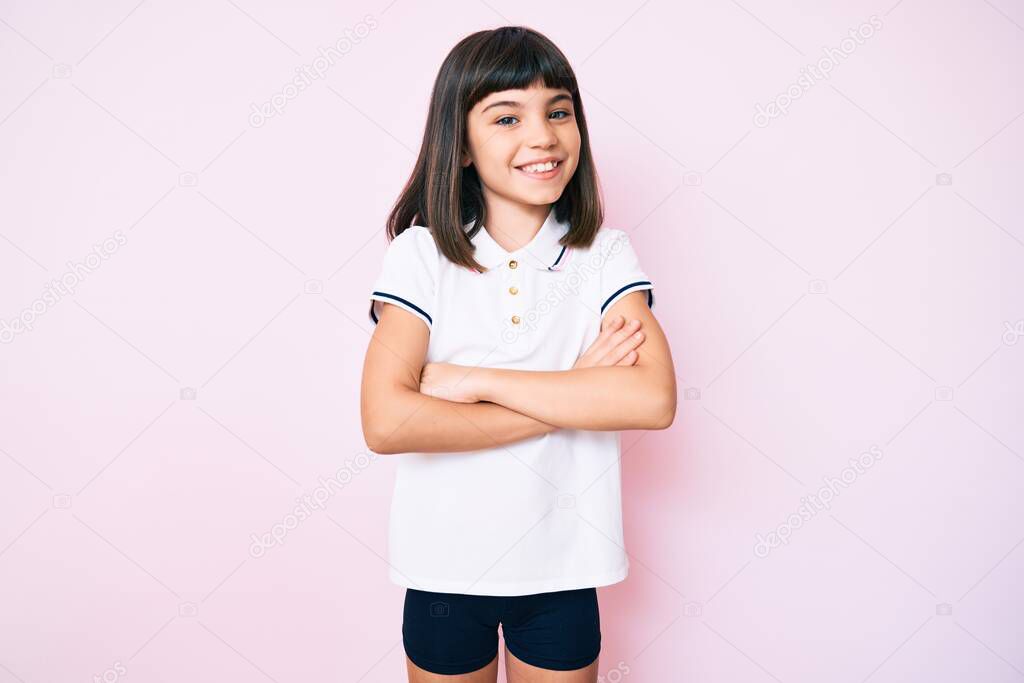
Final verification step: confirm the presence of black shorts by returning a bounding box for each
[402,587,601,675]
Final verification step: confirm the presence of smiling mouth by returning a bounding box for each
[515,160,563,179]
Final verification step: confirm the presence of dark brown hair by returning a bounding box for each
[385,26,604,272]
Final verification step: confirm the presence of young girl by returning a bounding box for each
[361,26,676,683]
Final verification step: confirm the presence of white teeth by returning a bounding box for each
[519,160,558,173]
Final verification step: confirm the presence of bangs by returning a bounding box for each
[464,31,577,109]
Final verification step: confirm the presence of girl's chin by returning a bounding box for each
[510,186,564,204]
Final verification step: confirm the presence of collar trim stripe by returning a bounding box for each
[548,244,568,270]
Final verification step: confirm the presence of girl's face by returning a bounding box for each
[462,81,581,208]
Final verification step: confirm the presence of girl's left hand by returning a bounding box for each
[419,362,482,403]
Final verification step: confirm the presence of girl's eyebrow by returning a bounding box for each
[480,93,572,113]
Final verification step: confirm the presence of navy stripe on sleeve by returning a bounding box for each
[600,281,653,314]
[370,291,433,325]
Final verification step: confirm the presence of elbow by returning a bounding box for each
[364,426,398,455]
[362,421,384,454]
[362,412,400,455]
[621,371,677,430]
[364,430,393,455]
[645,384,677,430]
[362,383,421,454]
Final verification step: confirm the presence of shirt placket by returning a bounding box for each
[503,256,525,344]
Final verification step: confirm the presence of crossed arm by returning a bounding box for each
[360,291,677,455]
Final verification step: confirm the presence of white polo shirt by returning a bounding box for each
[368,206,655,596]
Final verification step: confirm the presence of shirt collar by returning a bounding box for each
[464,206,570,271]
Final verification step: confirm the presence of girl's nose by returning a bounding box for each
[524,116,558,146]
[527,126,558,148]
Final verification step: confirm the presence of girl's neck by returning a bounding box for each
[482,196,552,253]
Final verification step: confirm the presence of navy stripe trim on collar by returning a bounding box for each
[370,291,433,324]
[548,244,567,270]
[600,281,653,314]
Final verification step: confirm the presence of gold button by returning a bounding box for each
[508,259,518,269]
[509,286,519,295]
[511,315,521,324]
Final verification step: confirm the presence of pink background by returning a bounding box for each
[2,1,1023,681]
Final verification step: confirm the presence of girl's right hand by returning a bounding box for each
[573,315,646,369]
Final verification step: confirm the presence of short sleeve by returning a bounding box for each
[368,227,438,330]
[598,229,655,318]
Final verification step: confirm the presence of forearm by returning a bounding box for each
[474,366,675,431]
[365,384,556,454]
